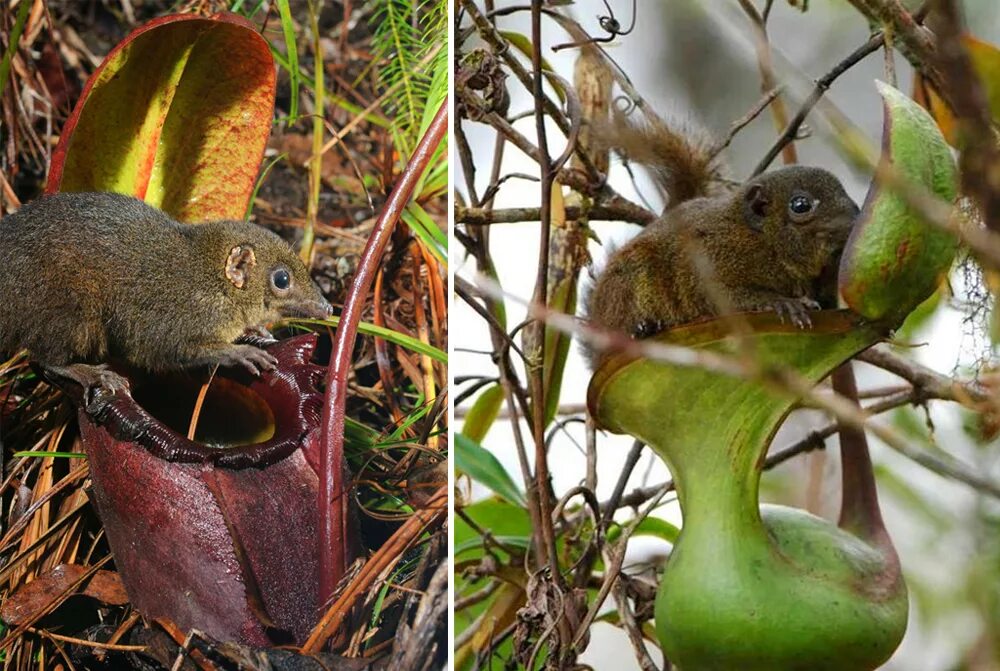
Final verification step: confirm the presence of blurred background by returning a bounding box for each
[454,1,1000,668]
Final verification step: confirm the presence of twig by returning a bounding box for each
[859,344,987,403]
[611,577,659,671]
[461,0,603,184]
[601,440,645,523]
[457,202,655,227]
[738,0,798,166]
[525,5,570,659]
[709,85,784,159]
[779,368,1000,499]
[753,31,884,175]
[303,486,447,652]
[454,276,532,427]
[931,0,1000,234]
[24,626,146,652]
[571,486,671,649]
[843,0,947,103]
[882,24,897,87]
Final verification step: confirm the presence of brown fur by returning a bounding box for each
[583,166,858,368]
[0,192,331,375]
[593,110,724,206]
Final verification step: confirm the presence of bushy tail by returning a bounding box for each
[578,263,599,370]
[594,110,723,207]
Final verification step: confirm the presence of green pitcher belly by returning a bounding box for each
[656,505,908,671]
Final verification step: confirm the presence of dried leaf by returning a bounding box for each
[1,564,127,626]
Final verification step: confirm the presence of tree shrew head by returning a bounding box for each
[219,221,334,325]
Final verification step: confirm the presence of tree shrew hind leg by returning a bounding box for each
[42,363,131,415]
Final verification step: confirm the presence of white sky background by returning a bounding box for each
[454,2,1000,669]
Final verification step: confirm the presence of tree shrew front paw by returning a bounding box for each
[769,296,821,329]
[236,325,278,348]
[212,344,279,376]
[634,319,666,339]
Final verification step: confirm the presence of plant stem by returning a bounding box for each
[302,0,324,265]
[316,99,448,609]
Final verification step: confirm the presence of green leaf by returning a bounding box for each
[839,81,959,322]
[454,498,531,559]
[47,13,276,223]
[455,434,526,507]
[291,317,446,363]
[607,516,681,545]
[634,516,681,543]
[371,0,446,157]
[461,384,504,443]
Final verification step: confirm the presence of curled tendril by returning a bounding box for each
[552,0,637,51]
[612,93,638,116]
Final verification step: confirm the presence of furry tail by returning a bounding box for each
[578,264,599,370]
[594,110,723,207]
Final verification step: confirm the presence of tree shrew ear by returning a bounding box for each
[744,184,770,231]
[225,245,257,289]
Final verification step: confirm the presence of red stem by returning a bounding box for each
[317,100,448,606]
[833,362,895,559]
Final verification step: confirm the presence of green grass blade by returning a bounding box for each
[292,317,447,363]
[0,0,30,99]
[400,202,447,263]
[275,0,299,120]
[244,152,287,222]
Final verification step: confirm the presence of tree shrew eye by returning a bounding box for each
[788,194,817,220]
[271,268,291,292]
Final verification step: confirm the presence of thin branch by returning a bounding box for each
[461,0,604,184]
[571,486,672,649]
[858,344,987,404]
[931,0,1000,234]
[753,31,884,175]
[525,4,571,658]
[601,440,645,523]
[738,0,798,166]
[844,0,947,104]
[710,85,784,159]
[611,577,659,671]
[457,201,655,227]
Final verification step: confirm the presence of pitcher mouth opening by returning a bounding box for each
[70,334,324,469]
[132,375,277,448]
